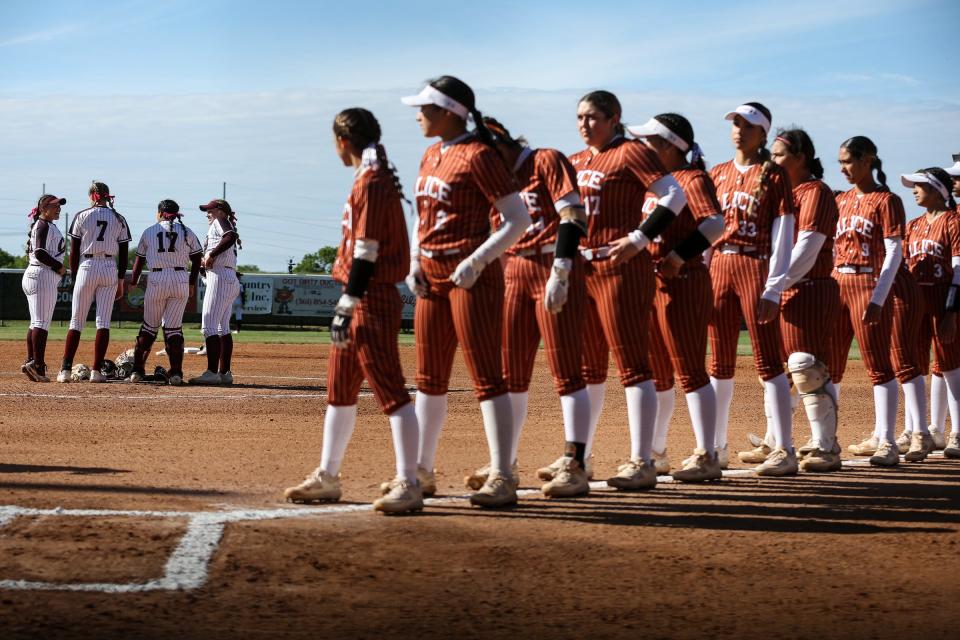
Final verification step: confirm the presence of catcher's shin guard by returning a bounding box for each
[788,352,837,450]
[163,327,185,376]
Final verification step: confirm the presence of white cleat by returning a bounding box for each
[89,370,107,383]
[189,370,223,385]
[374,478,424,514]
[56,369,71,383]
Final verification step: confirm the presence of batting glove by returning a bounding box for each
[405,261,428,298]
[330,294,359,348]
[450,254,485,289]
[544,258,572,314]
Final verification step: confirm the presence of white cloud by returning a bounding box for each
[0,24,82,47]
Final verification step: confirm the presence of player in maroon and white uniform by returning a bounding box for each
[285,108,423,513]
[763,128,841,473]
[21,195,67,382]
[831,136,904,467]
[401,76,532,508]
[901,168,960,460]
[468,117,592,498]
[627,113,725,482]
[568,91,688,490]
[708,103,796,473]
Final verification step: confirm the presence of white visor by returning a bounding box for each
[400,85,469,120]
[901,171,951,202]
[944,159,960,177]
[724,104,771,134]
[626,118,690,152]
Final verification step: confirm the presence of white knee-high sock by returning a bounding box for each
[508,391,529,464]
[653,388,675,453]
[686,384,716,454]
[625,380,657,463]
[585,383,605,457]
[874,380,898,443]
[479,394,514,477]
[711,377,735,449]
[765,373,793,452]
[930,374,947,433]
[941,368,960,434]
[902,376,928,434]
[319,404,358,476]
[389,403,419,483]
[561,387,591,445]
[416,392,448,470]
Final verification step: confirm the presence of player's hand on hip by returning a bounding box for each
[755,297,779,324]
[862,302,882,325]
[450,255,484,289]
[608,237,638,265]
[544,259,571,314]
[938,312,958,344]
[405,261,429,298]
[57,265,67,277]
[202,254,214,269]
[330,294,359,348]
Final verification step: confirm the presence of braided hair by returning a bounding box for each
[648,113,706,171]
[333,107,410,206]
[841,136,888,190]
[579,90,626,137]
[226,208,242,250]
[427,76,499,150]
[774,127,825,179]
[157,199,188,246]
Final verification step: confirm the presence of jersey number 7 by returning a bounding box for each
[95,220,108,241]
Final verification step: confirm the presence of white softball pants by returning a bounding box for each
[22,265,61,330]
[69,258,118,331]
[143,270,190,331]
[201,268,241,338]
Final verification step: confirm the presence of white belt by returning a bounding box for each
[513,242,556,258]
[836,265,874,274]
[580,246,612,261]
[719,243,757,254]
[420,247,462,259]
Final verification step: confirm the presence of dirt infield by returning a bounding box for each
[0,339,958,639]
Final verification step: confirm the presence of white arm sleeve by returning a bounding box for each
[471,192,532,266]
[952,256,960,286]
[761,214,795,299]
[869,237,903,307]
[648,174,687,215]
[409,218,421,262]
[699,214,725,245]
[762,229,825,301]
[554,190,582,212]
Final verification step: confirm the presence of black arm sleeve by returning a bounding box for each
[69,237,81,276]
[555,221,585,260]
[946,285,960,312]
[117,242,129,279]
[672,229,712,261]
[344,258,376,299]
[637,205,676,241]
[189,254,202,286]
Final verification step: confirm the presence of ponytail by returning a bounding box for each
[374,142,411,207]
[469,107,498,150]
[775,128,824,179]
[228,212,243,250]
[334,107,410,209]
[873,157,888,190]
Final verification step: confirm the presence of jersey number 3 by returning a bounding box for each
[156,231,178,252]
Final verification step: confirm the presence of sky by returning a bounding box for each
[1,0,958,271]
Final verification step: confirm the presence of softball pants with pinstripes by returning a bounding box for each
[890,272,924,383]
[581,253,655,387]
[415,255,507,401]
[827,272,895,385]
[328,283,411,415]
[502,253,586,396]
[143,270,189,330]
[649,267,712,393]
[201,267,241,338]
[780,278,840,365]
[69,258,118,331]
[917,284,960,374]
[22,266,60,330]
[708,252,784,381]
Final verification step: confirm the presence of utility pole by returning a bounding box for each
[222,182,226,200]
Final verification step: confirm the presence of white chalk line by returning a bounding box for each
[0,451,947,593]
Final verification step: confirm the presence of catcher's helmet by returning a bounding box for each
[99,360,117,379]
[70,363,91,382]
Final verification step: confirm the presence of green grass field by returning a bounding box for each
[0,319,860,359]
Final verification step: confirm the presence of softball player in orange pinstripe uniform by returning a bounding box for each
[21,195,68,383]
[285,108,422,514]
[708,103,796,471]
[401,76,532,508]
[627,113,725,482]
[931,156,960,447]
[568,91,689,491]
[762,128,842,474]
[472,117,593,498]
[831,136,904,467]
[901,167,960,459]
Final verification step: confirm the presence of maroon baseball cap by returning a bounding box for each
[199,199,232,213]
[39,194,67,206]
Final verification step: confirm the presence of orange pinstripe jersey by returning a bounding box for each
[414,137,517,254]
[834,189,905,271]
[641,168,721,266]
[333,166,410,285]
[568,138,668,250]
[793,179,838,280]
[709,160,794,253]
[904,210,960,285]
